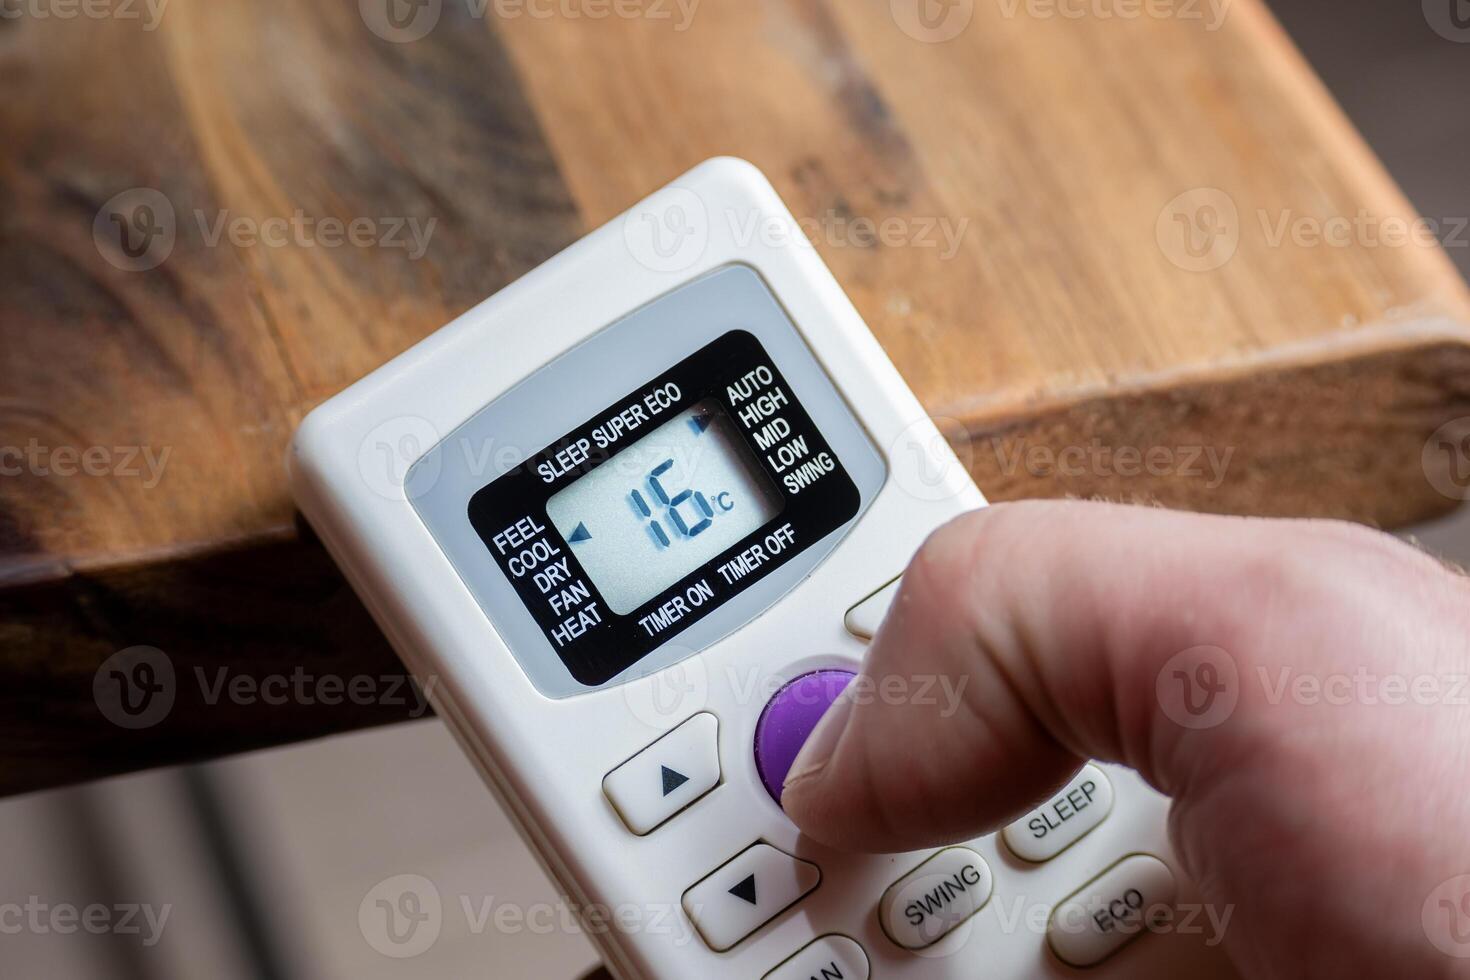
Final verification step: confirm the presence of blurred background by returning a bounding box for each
[2,1,1467,977]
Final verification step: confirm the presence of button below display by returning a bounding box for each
[602,713,720,835]
[879,847,994,950]
[1002,764,1114,863]
[763,935,870,980]
[843,577,901,639]
[754,670,856,804]
[1048,854,1177,967]
[682,843,821,952]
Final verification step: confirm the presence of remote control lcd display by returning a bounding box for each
[545,400,782,614]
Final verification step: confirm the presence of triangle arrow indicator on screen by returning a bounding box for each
[688,411,713,435]
[568,522,591,543]
[660,766,689,796]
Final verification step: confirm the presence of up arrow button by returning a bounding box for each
[661,765,690,796]
[728,874,758,905]
[601,713,721,836]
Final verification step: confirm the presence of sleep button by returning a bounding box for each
[1002,764,1114,863]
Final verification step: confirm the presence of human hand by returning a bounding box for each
[781,500,1470,978]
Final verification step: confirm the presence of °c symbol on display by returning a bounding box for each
[728,874,757,906]
[660,765,689,796]
[568,522,591,543]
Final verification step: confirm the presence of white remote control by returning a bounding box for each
[290,159,1235,979]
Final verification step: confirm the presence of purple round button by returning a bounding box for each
[754,669,856,804]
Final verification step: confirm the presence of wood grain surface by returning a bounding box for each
[2,0,1468,794]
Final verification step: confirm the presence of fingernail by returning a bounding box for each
[783,690,856,789]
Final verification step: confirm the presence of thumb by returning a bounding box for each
[779,498,1412,852]
[779,500,1470,980]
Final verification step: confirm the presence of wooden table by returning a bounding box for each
[3,0,1468,795]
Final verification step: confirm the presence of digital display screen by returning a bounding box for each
[545,400,783,614]
[459,316,875,691]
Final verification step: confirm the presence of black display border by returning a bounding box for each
[467,330,861,686]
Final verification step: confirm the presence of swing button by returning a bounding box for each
[602,713,721,835]
[879,847,994,950]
